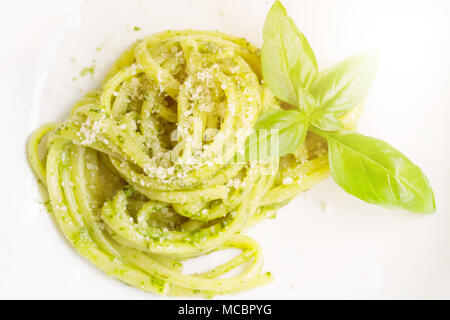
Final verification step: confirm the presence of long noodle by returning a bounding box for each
[28,30,356,297]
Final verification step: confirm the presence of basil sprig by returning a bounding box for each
[247,1,435,213]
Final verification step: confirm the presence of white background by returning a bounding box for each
[1,0,449,299]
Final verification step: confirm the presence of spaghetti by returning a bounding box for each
[28,30,356,296]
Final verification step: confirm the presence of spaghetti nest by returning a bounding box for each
[28,30,334,296]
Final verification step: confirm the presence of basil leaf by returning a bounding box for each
[297,86,317,114]
[309,110,343,131]
[262,1,318,106]
[243,109,308,161]
[297,86,343,131]
[310,51,378,116]
[325,131,435,213]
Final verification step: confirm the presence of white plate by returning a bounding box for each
[1,0,449,299]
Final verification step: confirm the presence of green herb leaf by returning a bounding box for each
[310,51,378,116]
[323,130,435,213]
[297,86,317,114]
[297,87,343,131]
[309,110,343,131]
[262,1,318,106]
[243,109,308,161]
